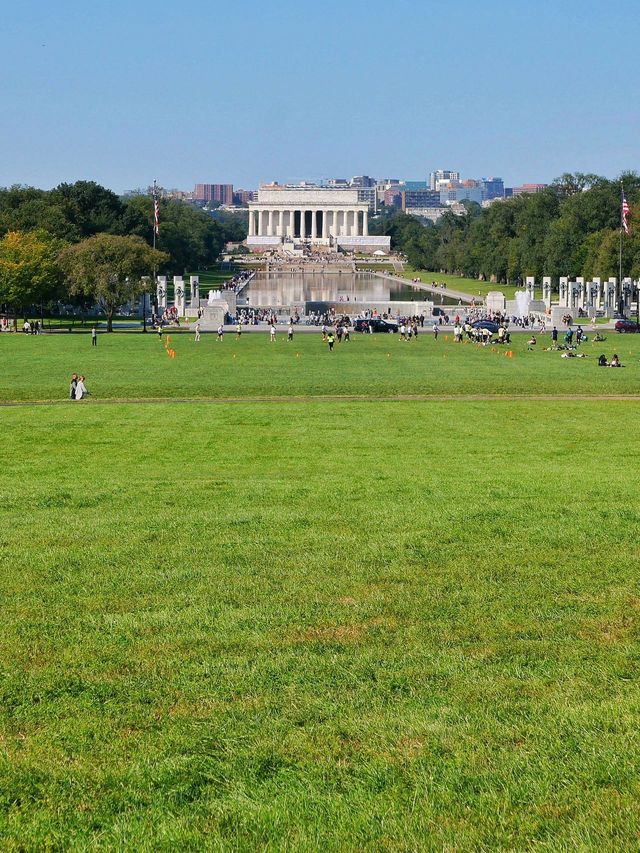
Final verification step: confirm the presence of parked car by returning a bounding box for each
[353,317,398,333]
[471,320,500,333]
[614,319,640,333]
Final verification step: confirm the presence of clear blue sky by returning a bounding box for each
[2,0,638,192]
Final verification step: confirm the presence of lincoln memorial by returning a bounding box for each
[247,184,391,254]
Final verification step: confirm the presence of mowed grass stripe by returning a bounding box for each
[4,393,640,407]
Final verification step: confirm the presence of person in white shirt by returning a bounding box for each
[75,375,87,400]
[194,321,201,342]
[287,323,294,342]
[270,324,277,342]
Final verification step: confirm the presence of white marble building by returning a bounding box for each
[247,185,390,253]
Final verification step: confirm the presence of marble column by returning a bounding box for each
[267,210,273,236]
[156,275,167,309]
[363,210,369,236]
[592,277,602,311]
[190,275,199,305]
[323,208,329,239]
[248,211,255,236]
[174,276,185,314]
[559,276,569,307]
[311,209,317,240]
[289,210,295,238]
[542,276,551,308]
[525,276,535,301]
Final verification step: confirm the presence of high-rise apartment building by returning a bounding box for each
[193,183,234,204]
[429,170,460,191]
[479,177,504,200]
[402,189,441,210]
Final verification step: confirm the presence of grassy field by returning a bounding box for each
[1,330,638,403]
[401,267,520,300]
[2,335,640,849]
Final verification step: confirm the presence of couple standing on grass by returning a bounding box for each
[69,373,88,401]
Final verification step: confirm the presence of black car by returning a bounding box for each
[353,318,398,333]
[615,319,640,333]
[470,320,500,334]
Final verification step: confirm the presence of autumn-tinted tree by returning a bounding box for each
[59,234,168,331]
[0,230,65,323]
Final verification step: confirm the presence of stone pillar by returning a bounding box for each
[542,276,551,308]
[559,276,569,307]
[606,277,617,315]
[174,276,185,315]
[352,210,359,236]
[623,277,633,313]
[311,209,317,240]
[592,277,602,311]
[248,210,255,237]
[575,277,584,310]
[267,209,273,236]
[156,276,167,310]
[363,210,369,236]
[287,211,294,239]
[322,209,329,239]
[525,276,535,301]
[190,275,199,306]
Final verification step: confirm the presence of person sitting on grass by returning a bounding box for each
[527,335,537,350]
[598,354,609,367]
[610,353,621,367]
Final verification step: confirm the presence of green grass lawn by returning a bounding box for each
[1,331,639,403]
[402,267,520,300]
[2,336,640,848]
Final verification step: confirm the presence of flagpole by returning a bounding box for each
[149,179,158,332]
[619,182,624,298]
[153,179,157,252]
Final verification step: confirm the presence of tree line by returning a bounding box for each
[0,181,240,329]
[370,172,640,285]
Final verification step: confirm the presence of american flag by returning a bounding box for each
[622,191,630,235]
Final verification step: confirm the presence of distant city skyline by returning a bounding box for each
[2,0,638,193]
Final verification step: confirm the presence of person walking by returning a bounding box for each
[216,324,224,342]
[236,322,242,339]
[270,324,277,343]
[551,326,558,344]
[287,322,294,342]
[327,331,335,351]
[433,324,439,341]
[194,321,201,342]
[91,326,97,347]
[75,375,87,400]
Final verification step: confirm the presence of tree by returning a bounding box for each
[121,196,226,273]
[49,181,124,238]
[0,230,65,323]
[59,234,168,331]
